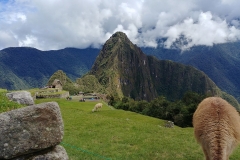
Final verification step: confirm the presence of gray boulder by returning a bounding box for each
[0,102,64,159]
[6,91,34,105]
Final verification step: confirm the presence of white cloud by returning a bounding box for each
[0,0,240,50]
[0,31,18,48]
[164,12,240,49]
[19,35,38,47]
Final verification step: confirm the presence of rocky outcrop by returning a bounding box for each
[0,102,68,159]
[6,91,34,105]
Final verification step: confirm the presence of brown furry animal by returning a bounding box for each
[193,97,240,160]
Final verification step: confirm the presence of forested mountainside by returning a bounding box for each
[142,42,240,101]
[0,47,99,90]
[79,32,236,106]
[1,32,240,105]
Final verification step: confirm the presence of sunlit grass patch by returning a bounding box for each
[0,88,7,92]
[35,98,240,160]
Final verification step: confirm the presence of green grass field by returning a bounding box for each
[9,98,239,159]
[0,89,7,92]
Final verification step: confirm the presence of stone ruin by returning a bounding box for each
[1,91,69,159]
[51,79,63,91]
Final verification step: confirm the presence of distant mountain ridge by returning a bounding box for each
[0,32,240,105]
[0,47,99,90]
[79,32,235,106]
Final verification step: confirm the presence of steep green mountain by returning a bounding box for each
[1,40,240,104]
[0,47,99,90]
[47,70,78,94]
[88,32,157,100]
[142,42,240,101]
[0,63,30,89]
[47,70,74,86]
[76,75,104,93]
[82,32,233,104]
[47,70,105,94]
[1,32,239,107]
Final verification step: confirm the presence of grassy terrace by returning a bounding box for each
[1,90,240,160]
[34,98,240,160]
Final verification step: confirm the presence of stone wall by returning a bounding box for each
[36,91,69,99]
[0,102,69,159]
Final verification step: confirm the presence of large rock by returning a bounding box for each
[6,91,34,105]
[12,145,69,160]
[0,102,64,159]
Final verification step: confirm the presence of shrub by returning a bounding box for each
[112,92,208,127]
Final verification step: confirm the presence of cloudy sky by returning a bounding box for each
[1,0,240,50]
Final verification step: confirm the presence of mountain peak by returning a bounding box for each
[88,31,153,99]
[90,31,139,72]
[87,32,221,101]
[104,31,132,48]
[111,31,128,39]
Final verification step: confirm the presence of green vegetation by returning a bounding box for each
[0,47,99,90]
[0,88,7,92]
[83,31,238,106]
[48,70,105,95]
[47,70,79,95]
[109,92,209,127]
[27,88,44,95]
[27,88,69,99]
[109,91,240,127]
[142,42,240,103]
[2,39,240,105]
[47,70,73,86]
[0,90,23,113]
[217,91,240,110]
[76,75,104,93]
[35,98,240,160]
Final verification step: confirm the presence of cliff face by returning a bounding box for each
[88,32,219,101]
[142,42,240,102]
[148,57,217,101]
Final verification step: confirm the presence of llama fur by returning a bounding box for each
[193,97,240,160]
[92,103,103,112]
